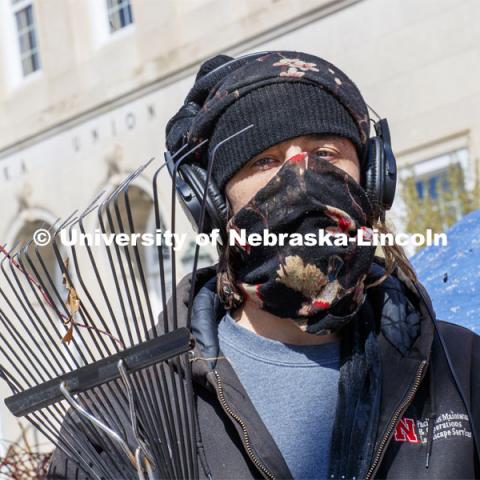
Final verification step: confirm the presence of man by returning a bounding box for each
[48,51,479,479]
[163,50,480,479]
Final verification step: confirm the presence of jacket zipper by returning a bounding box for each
[365,360,428,480]
[213,370,276,480]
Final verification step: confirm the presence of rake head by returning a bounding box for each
[0,125,253,479]
[0,151,201,480]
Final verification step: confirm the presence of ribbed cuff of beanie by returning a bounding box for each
[208,82,362,192]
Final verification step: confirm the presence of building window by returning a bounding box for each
[414,170,451,201]
[106,0,134,33]
[413,164,464,224]
[401,148,478,237]
[12,1,41,76]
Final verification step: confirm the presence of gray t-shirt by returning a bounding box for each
[218,314,341,480]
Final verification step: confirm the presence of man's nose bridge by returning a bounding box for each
[284,146,304,162]
[286,151,308,164]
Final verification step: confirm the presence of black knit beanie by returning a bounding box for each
[209,82,361,191]
[165,51,370,192]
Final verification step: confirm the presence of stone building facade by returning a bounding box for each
[0,0,479,448]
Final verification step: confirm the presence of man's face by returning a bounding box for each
[225,135,360,214]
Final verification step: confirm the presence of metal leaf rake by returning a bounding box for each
[0,151,199,480]
[0,125,252,480]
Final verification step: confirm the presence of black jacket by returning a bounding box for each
[49,262,480,479]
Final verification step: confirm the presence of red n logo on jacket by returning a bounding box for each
[394,418,421,443]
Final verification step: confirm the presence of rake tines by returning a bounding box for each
[0,153,200,479]
[0,126,252,479]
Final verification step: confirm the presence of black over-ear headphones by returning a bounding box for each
[167,52,397,233]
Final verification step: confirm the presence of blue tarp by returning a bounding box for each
[411,209,480,333]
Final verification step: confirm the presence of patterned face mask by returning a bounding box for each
[217,152,377,334]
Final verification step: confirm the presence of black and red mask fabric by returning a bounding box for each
[217,151,376,333]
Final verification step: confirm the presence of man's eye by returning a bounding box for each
[251,157,279,170]
[313,149,336,160]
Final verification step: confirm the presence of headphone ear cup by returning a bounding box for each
[380,135,397,212]
[364,136,384,217]
[179,163,228,233]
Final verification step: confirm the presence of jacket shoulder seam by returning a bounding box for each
[436,319,479,338]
